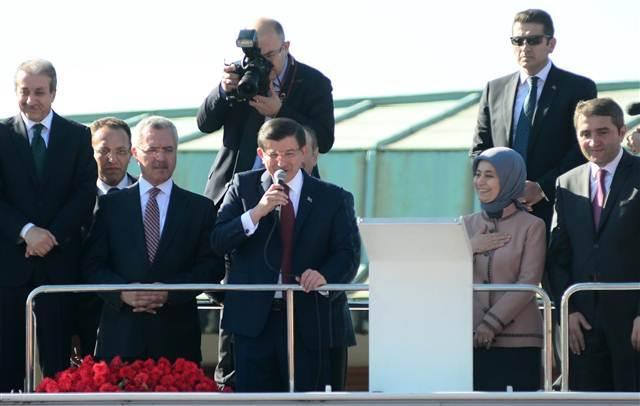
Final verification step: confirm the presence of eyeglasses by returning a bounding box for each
[510,35,550,46]
[95,148,130,159]
[263,46,284,60]
[264,148,301,160]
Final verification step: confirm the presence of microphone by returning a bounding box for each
[627,102,640,116]
[273,169,287,217]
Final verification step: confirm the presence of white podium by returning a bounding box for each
[359,218,473,393]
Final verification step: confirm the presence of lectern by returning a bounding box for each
[359,218,473,393]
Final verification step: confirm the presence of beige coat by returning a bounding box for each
[463,206,546,348]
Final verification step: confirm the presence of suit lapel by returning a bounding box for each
[294,172,314,239]
[504,73,519,146]
[122,185,148,269]
[153,185,186,264]
[572,165,596,237]
[598,152,633,234]
[529,65,558,153]
[10,115,39,186]
[42,113,67,185]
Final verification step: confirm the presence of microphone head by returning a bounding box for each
[274,169,287,185]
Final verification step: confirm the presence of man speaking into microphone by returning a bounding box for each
[211,118,359,392]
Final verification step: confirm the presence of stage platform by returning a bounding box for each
[1,391,639,406]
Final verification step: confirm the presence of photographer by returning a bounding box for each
[197,18,335,209]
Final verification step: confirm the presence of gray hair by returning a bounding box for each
[133,116,179,147]
[15,59,57,92]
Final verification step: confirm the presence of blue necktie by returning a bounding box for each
[513,76,539,162]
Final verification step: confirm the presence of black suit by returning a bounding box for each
[548,151,640,391]
[197,56,335,207]
[83,183,224,363]
[211,169,359,391]
[0,113,96,391]
[72,173,138,358]
[472,64,597,228]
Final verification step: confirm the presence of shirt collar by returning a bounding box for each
[274,55,290,90]
[96,174,131,195]
[21,109,54,132]
[138,176,173,197]
[284,169,303,194]
[589,148,623,178]
[519,59,552,85]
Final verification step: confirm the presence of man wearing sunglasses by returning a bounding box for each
[471,9,597,233]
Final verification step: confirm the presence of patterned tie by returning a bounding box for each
[513,76,539,162]
[31,123,46,179]
[144,188,161,263]
[279,184,295,284]
[592,169,607,231]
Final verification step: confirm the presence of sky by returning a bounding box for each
[0,0,638,117]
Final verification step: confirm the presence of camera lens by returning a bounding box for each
[237,72,260,99]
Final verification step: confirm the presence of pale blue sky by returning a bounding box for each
[1,0,638,117]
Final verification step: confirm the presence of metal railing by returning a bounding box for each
[25,283,367,393]
[25,283,554,393]
[560,282,640,391]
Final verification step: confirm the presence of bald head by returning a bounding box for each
[253,18,285,42]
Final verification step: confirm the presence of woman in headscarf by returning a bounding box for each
[464,147,546,391]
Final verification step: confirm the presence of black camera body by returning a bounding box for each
[231,29,273,102]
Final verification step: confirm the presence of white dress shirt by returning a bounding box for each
[21,110,53,147]
[138,177,173,235]
[97,175,132,196]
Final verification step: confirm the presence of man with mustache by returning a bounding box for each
[83,116,224,363]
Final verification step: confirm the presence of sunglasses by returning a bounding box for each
[510,35,550,46]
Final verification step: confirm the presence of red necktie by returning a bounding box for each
[144,187,161,263]
[592,169,607,231]
[279,184,295,283]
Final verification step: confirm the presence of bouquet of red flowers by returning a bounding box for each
[36,356,230,393]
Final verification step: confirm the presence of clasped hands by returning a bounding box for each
[24,226,58,258]
[121,288,168,314]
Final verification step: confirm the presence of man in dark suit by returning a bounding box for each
[548,98,640,391]
[72,118,138,360]
[0,59,97,392]
[211,118,359,392]
[83,116,224,363]
[197,17,334,209]
[471,8,597,230]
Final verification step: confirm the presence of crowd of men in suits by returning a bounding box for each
[0,10,638,394]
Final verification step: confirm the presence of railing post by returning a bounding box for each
[286,287,295,393]
[25,291,36,393]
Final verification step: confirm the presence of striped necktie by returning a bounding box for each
[144,187,161,263]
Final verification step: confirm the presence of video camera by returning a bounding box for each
[230,29,273,102]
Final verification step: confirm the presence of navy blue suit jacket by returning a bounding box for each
[211,169,359,350]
